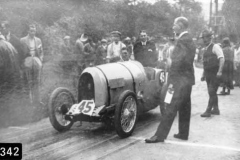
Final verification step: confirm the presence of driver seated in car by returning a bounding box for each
[120,47,131,62]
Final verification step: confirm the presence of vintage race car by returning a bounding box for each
[48,61,165,138]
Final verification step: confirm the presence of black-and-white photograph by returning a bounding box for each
[0,0,240,159]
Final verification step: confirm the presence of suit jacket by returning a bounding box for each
[75,39,84,55]
[169,33,196,85]
[8,34,26,68]
[96,45,107,65]
[133,40,158,67]
[83,42,96,62]
[20,35,43,61]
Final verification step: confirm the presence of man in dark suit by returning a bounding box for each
[96,39,108,65]
[145,17,196,143]
[133,30,158,67]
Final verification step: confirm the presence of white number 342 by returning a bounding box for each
[0,147,19,156]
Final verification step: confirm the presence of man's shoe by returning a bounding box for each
[226,89,230,95]
[173,133,188,140]
[234,83,239,87]
[219,91,226,95]
[211,109,220,115]
[200,111,211,117]
[145,136,164,143]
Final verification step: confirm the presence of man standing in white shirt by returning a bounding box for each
[21,24,43,62]
[200,30,225,117]
[20,24,44,106]
[106,31,126,63]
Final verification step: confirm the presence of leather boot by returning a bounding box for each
[219,87,226,95]
[226,89,230,95]
[173,133,188,140]
[211,106,220,115]
[201,106,212,117]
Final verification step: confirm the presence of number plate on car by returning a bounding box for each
[68,100,95,116]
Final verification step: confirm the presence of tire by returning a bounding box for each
[114,90,138,138]
[48,87,75,132]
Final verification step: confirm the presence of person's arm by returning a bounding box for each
[201,70,205,81]
[151,42,158,67]
[119,42,126,60]
[213,44,225,77]
[194,48,199,62]
[95,46,100,56]
[217,57,224,77]
[83,43,91,56]
[133,43,140,61]
[106,44,112,63]
[129,45,135,60]
[38,39,44,61]
[235,47,240,62]
[152,42,158,59]
[161,44,168,61]
[75,41,87,55]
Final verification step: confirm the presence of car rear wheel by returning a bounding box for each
[48,87,75,132]
[114,90,138,138]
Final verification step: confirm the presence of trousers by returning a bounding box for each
[205,73,220,111]
[155,79,192,139]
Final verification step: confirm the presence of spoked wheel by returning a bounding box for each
[48,87,75,132]
[114,90,138,138]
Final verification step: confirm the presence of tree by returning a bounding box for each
[221,0,240,42]
[172,0,206,37]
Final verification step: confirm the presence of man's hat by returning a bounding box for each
[101,39,107,43]
[168,37,175,41]
[0,32,5,40]
[64,35,70,40]
[121,46,127,51]
[200,30,213,38]
[222,37,231,46]
[79,33,88,42]
[124,37,131,41]
[111,31,121,37]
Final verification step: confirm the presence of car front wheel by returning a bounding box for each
[114,90,138,138]
[48,87,75,132]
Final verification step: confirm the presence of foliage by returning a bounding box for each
[0,0,207,126]
[172,0,205,37]
[221,0,240,42]
[0,0,207,51]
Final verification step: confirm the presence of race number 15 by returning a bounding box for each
[0,143,22,159]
